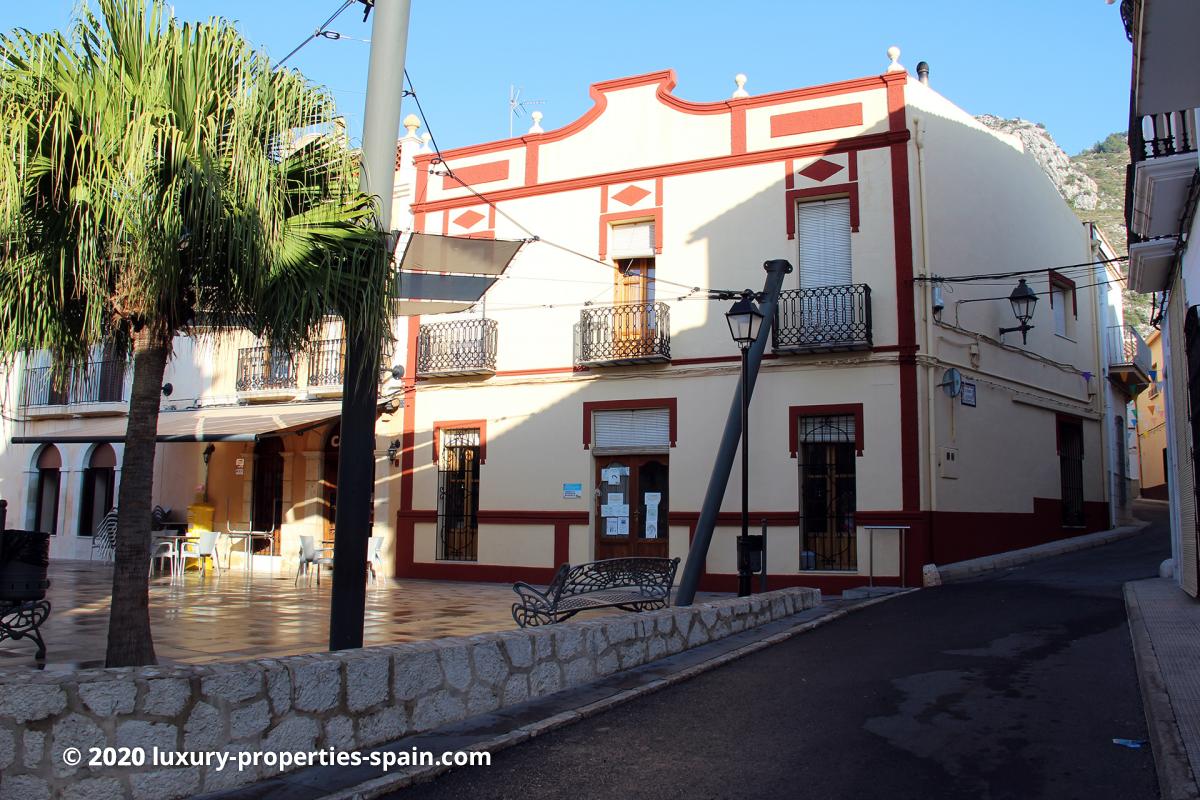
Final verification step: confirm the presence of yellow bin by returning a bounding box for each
[187,501,215,533]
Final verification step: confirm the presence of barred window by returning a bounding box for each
[797,415,856,571]
[437,427,481,561]
[797,414,856,444]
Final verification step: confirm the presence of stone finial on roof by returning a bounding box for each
[886,46,904,72]
[419,132,432,153]
[528,111,544,134]
[402,114,421,137]
[732,73,749,99]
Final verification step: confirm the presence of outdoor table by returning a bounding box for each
[223,526,275,575]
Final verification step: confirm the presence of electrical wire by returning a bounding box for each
[400,75,1135,317]
[951,275,1130,307]
[936,260,1130,287]
[914,256,1128,284]
[277,0,356,67]
[401,71,733,299]
[478,289,706,314]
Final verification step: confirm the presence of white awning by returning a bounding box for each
[10,401,350,444]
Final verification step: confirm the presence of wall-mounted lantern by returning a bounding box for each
[386,439,402,467]
[998,278,1038,344]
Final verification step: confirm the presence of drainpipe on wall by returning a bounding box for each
[1087,224,1113,526]
[914,117,939,562]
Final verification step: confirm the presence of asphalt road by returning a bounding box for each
[396,504,1169,800]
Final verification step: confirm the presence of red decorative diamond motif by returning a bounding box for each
[798,159,844,183]
[612,185,651,207]
[453,210,486,229]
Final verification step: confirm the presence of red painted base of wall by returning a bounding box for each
[400,562,560,585]
[394,499,1110,592]
[928,499,1110,566]
[696,572,903,595]
[1140,484,1168,501]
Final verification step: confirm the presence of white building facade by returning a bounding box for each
[0,52,1134,595]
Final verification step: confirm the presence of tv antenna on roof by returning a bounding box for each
[509,85,545,138]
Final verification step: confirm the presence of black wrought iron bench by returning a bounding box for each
[1,530,51,662]
[511,557,680,628]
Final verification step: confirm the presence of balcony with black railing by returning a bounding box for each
[773,284,872,353]
[236,346,298,394]
[1107,324,1152,396]
[307,339,346,388]
[21,360,127,408]
[417,318,498,377]
[1127,110,1199,265]
[575,302,670,367]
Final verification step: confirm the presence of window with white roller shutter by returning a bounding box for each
[796,198,852,289]
[609,221,655,259]
[592,408,671,453]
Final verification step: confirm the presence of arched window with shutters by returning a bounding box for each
[79,443,117,537]
[33,445,62,536]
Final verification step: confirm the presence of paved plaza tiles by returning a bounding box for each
[0,560,630,671]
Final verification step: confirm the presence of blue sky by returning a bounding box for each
[4,1,1132,156]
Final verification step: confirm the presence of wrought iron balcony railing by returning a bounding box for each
[21,360,127,407]
[1132,110,1197,163]
[307,339,345,387]
[773,284,872,353]
[236,346,298,392]
[576,302,671,366]
[417,318,498,377]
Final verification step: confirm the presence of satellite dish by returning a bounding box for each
[939,368,962,398]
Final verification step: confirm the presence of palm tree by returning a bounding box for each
[0,0,387,666]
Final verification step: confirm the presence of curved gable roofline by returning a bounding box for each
[414,69,897,167]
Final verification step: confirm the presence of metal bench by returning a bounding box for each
[0,529,51,663]
[511,557,680,628]
[0,599,50,662]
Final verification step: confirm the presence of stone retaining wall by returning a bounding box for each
[0,587,819,800]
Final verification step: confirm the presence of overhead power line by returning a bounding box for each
[277,0,356,67]
[913,256,1128,284]
[402,71,730,298]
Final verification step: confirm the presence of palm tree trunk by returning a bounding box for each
[105,331,168,667]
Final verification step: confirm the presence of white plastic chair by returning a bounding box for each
[149,537,177,578]
[367,535,384,582]
[296,535,334,586]
[179,531,221,577]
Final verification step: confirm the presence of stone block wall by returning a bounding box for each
[0,587,819,799]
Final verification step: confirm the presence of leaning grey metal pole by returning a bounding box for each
[675,259,792,606]
[329,0,412,651]
[736,340,751,597]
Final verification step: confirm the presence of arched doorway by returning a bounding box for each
[33,445,62,535]
[251,437,284,553]
[322,424,340,545]
[79,443,116,537]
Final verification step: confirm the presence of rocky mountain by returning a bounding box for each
[976,115,1102,211]
[975,116,1148,329]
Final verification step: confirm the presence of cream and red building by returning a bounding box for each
[0,50,1137,593]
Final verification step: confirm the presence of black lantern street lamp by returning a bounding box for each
[999,278,1038,344]
[725,291,763,597]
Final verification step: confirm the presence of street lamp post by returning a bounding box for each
[726,291,764,597]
